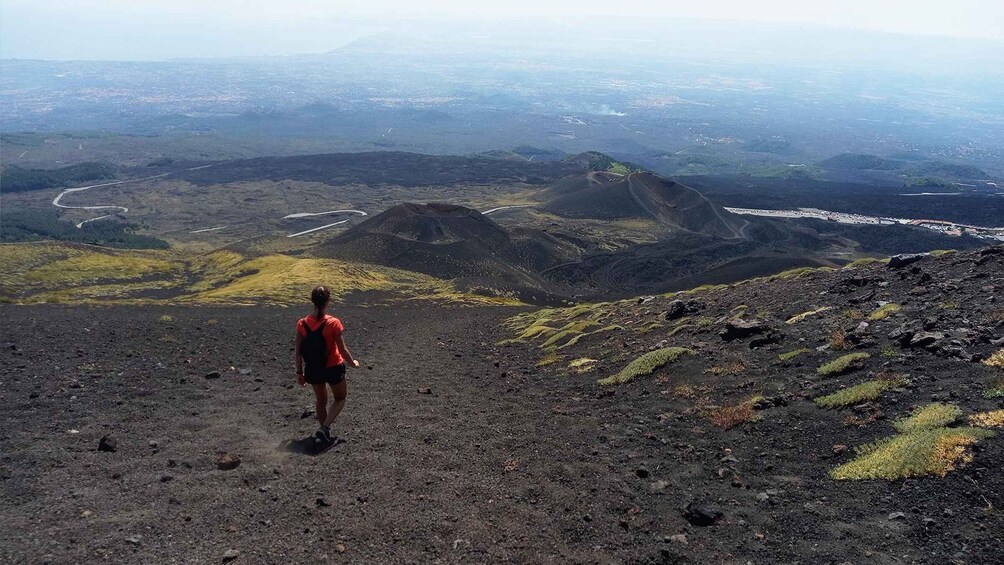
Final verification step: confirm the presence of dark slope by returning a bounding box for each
[540,172,748,239]
[314,203,579,302]
[177,151,582,187]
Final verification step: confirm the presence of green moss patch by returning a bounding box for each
[893,403,962,433]
[778,348,811,362]
[815,376,906,408]
[598,347,695,386]
[868,303,901,321]
[817,352,870,376]
[831,426,993,480]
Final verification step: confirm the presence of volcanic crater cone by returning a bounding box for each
[540,171,747,239]
[314,202,576,301]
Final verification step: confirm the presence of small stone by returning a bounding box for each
[335,543,346,554]
[888,512,907,521]
[649,480,669,492]
[316,497,330,507]
[160,475,173,483]
[205,371,221,380]
[635,468,650,478]
[149,440,159,448]
[125,535,142,545]
[98,435,118,453]
[238,368,252,375]
[222,548,240,562]
[417,388,432,395]
[668,534,688,545]
[217,453,241,471]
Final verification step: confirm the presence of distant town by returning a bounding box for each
[725,207,1004,241]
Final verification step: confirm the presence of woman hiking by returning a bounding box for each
[294,286,360,446]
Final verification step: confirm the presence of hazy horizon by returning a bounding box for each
[2,0,1003,61]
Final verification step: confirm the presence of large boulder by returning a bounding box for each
[720,319,767,341]
[888,253,929,269]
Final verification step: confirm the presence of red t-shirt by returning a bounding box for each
[297,314,345,367]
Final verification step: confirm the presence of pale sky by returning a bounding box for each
[2,0,1002,60]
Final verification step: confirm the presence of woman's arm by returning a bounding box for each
[294,330,306,386]
[335,334,360,368]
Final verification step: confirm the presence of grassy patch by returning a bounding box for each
[844,257,889,269]
[568,358,597,373]
[709,401,759,430]
[893,403,962,433]
[984,376,1004,399]
[868,303,901,321]
[598,347,695,386]
[815,374,906,408]
[159,315,174,323]
[786,306,831,325]
[984,348,1004,370]
[817,352,870,376]
[778,348,811,362]
[537,349,561,367]
[541,329,582,349]
[831,426,993,480]
[557,324,622,350]
[970,410,1004,429]
[704,359,747,376]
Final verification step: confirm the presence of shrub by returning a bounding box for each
[709,401,758,430]
[842,309,865,321]
[598,347,695,386]
[894,403,962,433]
[984,349,1004,370]
[831,427,993,480]
[704,359,747,376]
[829,329,850,350]
[868,303,901,321]
[815,375,906,408]
[817,352,870,376]
[969,410,1004,429]
[778,348,811,362]
[159,315,174,323]
[984,376,1004,399]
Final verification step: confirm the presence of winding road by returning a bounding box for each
[52,174,170,228]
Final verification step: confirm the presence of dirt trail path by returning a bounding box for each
[0,305,620,564]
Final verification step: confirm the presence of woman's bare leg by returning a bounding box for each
[312,383,328,426]
[323,379,347,428]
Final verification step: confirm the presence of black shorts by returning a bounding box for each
[305,364,346,386]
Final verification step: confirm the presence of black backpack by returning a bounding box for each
[300,319,330,374]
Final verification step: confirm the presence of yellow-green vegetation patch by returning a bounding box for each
[983,348,1004,370]
[1,242,513,306]
[519,324,557,340]
[541,329,581,349]
[568,358,597,373]
[830,426,993,480]
[557,325,623,350]
[159,315,174,323]
[537,349,561,367]
[844,257,889,269]
[786,306,832,325]
[867,303,901,321]
[598,347,695,386]
[557,320,600,333]
[778,348,811,362]
[637,321,665,334]
[929,249,956,257]
[893,403,962,433]
[814,375,906,408]
[970,410,1004,429]
[666,324,695,338]
[817,352,870,376]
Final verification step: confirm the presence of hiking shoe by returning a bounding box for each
[315,426,332,443]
